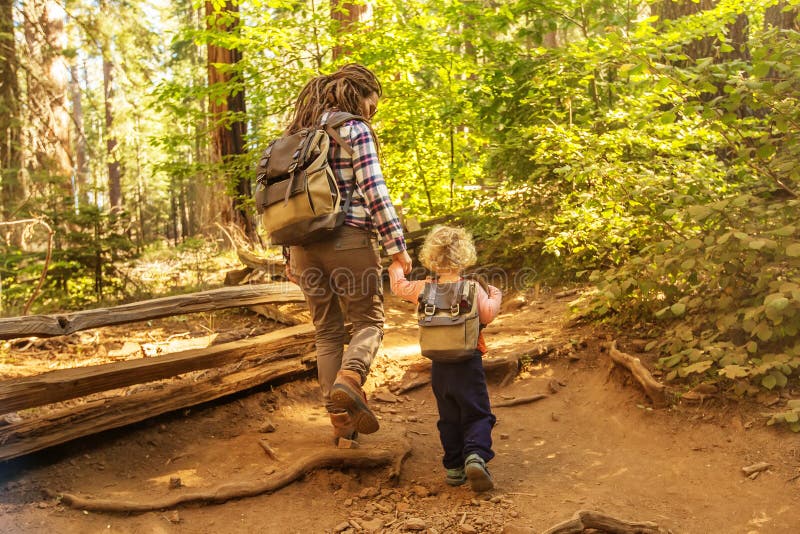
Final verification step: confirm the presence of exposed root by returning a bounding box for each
[48,442,412,514]
[540,509,673,534]
[493,394,548,408]
[606,342,669,408]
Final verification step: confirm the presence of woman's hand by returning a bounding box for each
[392,250,413,274]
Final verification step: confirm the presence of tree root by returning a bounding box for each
[48,442,412,514]
[606,342,669,408]
[492,394,548,408]
[540,509,673,534]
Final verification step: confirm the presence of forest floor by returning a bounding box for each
[1,288,800,534]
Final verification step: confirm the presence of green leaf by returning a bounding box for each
[719,365,749,379]
[786,243,800,257]
[685,239,703,251]
[766,296,789,313]
[755,322,773,342]
[671,302,686,316]
[772,370,788,389]
[686,205,712,221]
[661,110,676,124]
[761,374,777,390]
[682,360,713,375]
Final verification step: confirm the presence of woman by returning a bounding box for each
[286,64,413,446]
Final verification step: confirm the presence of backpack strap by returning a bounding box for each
[321,111,365,157]
[421,282,438,323]
[320,111,368,216]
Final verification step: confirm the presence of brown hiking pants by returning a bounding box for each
[289,226,384,412]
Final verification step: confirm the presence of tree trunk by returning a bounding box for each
[653,0,717,60]
[69,63,89,205]
[330,1,367,60]
[103,54,122,212]
[206,1,254,240]
[0,0,22,222]
[22,0,73,197]
[765,2,799,31]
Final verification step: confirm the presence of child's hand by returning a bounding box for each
[392,250,413,274]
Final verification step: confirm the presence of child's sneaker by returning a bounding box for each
[464,453,494,492]
[445,467,466,486]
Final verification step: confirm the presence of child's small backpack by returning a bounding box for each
[254,111,363,246]
[417,280,480,362]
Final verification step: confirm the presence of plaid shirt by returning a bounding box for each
[329,119,406,256]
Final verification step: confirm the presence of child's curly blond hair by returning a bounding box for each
[418,225,477,273]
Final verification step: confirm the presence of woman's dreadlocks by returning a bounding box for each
[287,64,382,135]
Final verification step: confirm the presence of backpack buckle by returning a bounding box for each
[450,304,460,316]
[424,303,436,316]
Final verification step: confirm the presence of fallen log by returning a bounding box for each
[248,303,310,326]
[541,509,672,534]
[0,283,305,340]
[236,249,285,275]
[391,355,519,395]
[606,341,669,408]
[0,324,315,414]
[49,442,412,513]
[0,354,316,462]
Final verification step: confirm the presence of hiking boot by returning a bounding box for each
[445,467,466,486]
[330,370,380,434]
[328,410,358,446]
[464,453,494,492]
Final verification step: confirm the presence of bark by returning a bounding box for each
[0,0,22,221]
[330,1,367,60]
[206,1,254,240]
[69,63,89,204]
[22,0,73,194]
[0,324,314,413]
[103,54,121,211]
[765,2,799,31]
[0,283,305,339]
[0,354,316,462]
[653,0,717,60]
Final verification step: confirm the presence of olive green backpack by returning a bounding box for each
[254,111,363,246]
[417,280,480,362]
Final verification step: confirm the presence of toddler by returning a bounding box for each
[388,226,502,491]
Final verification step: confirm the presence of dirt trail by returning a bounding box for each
[1,292,799,533]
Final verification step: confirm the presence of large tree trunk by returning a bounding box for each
[653,1,748,63]
[0,0,22,222]
[206,1,254,240]
[22,0,73,198]
[765,2,799,31]
[654,0,718,60]
[330,1,367,60]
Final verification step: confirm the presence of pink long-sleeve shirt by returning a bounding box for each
[388,263,502,353]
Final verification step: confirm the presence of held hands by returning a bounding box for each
[391,250,413,274]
